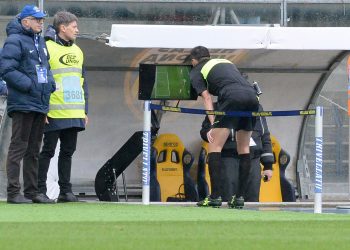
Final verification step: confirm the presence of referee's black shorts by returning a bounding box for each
[213,90,259,131]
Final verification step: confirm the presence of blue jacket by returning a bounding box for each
[43,25,88,132]
[0,49,8,96]
[0,18,55,116]
[0,79,7,96]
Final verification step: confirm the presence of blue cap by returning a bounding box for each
[19,5,46,20]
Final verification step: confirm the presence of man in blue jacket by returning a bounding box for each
[0,5,56,203]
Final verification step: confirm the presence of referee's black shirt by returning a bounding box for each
[190,59,251,101]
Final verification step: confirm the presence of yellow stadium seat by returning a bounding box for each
[150,133,198,202]
[260,135,295,202]
[259,135,283,202]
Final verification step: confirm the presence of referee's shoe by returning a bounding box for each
[197,195,222,208]
[228,195,244,209]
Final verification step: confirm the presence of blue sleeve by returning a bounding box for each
[0,80,8,96]
[0,35,33,92]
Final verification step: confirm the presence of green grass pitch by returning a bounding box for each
[0,202,350,250]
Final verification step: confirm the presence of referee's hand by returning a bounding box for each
[262,170,273,182]
[207,129,214,143]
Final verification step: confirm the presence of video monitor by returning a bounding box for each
[138,64,197,100]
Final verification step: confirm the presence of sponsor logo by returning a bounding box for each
[162,167,178,172]
[162,106,181,112]
[315,137,323,193]
[205,110,225,115]
[142,131,150,185]
[138,48,247,64]
[163,142,178,147]
[252,111,272,117]
[59,53,79,66]
[300,110,316,115]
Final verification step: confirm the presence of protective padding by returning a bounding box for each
[259,135,283,202]
[279,148,295,202]
[197,142,211,200]
[151,133,197,202]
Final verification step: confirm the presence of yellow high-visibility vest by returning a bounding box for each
[200,59,232,80]
[46,40,85,118]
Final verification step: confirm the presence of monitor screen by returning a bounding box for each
[138,64,197,100]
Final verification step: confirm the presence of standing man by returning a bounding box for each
[200,103,274,204]
[38,11,88,202]
[189,46,272,208]
[0,5,56,203]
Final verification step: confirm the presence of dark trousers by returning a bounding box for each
[38,128,78,194]
[6,112,46,198]
[222,157,261,202]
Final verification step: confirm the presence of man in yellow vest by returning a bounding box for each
[38,11,88,202]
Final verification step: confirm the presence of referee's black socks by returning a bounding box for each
[208,152,222,199]
[237,153,251,198]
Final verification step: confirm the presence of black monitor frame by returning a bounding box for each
[138,63,197,101]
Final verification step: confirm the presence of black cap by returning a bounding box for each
[190,46,210,61]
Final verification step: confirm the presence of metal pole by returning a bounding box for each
[122,172,128,202]
[229,8,240,24]
[347,55,350,199]
[280,0,288,26]
[220,7,226,25]
[38,0,44,38]
[314,106,323,214]
[112,169,119,201]
[212,7,221,25]
[142,101,151,205]
[38,0,44,11]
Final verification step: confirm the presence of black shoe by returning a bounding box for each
[31,193,55,204]
[7,194,33,204]
[197,196,222,208]
[58,192,78,202]
[228,195,244,209]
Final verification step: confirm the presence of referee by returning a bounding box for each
[189,46,272,208]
